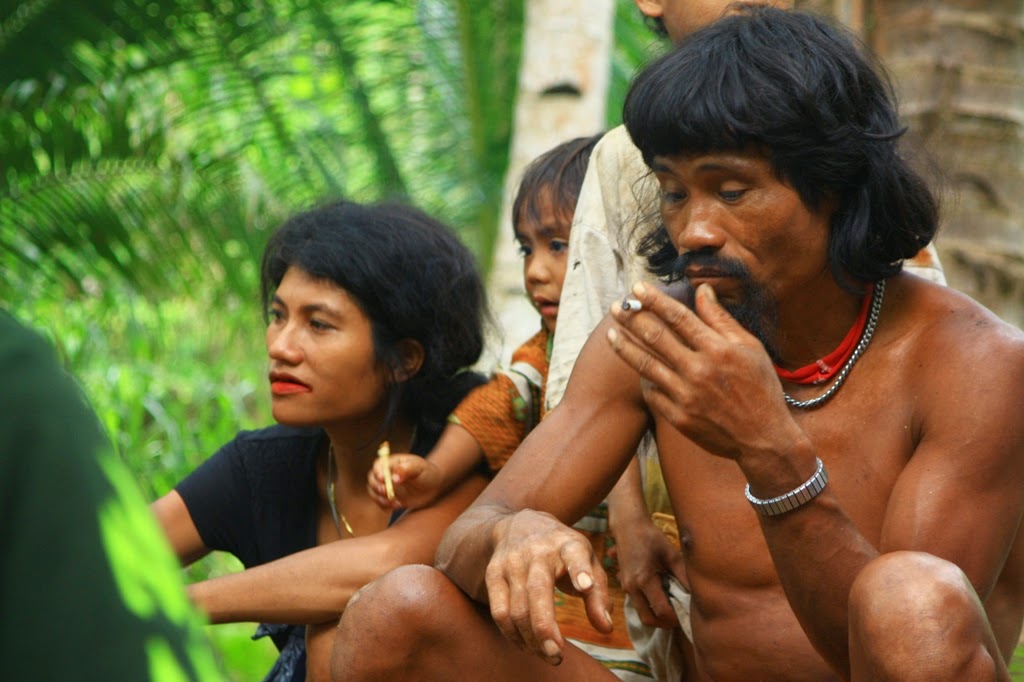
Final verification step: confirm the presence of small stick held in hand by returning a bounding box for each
[378,440,395,501]
[621,297,642,311]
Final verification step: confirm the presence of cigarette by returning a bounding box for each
[378,440,394,500]
[621,298,642,311]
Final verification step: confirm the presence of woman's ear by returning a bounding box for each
[393,339,424,382]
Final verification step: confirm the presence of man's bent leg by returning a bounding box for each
[330,564,619,681]
[848,551,1010,682]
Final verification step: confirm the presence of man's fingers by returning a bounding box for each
[627,588,658,627]
[523,563,565,664]
[560,544,613,635]
[666,549,689,591]
[486,565,528,651]
[487,559,564,665]
[482,514,600,666]
[693,282,751,342]
[640,576,679,628]
[620,281,718,350]
[606,325,673,390]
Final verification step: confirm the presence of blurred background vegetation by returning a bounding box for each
[0,0,654,676]
[1,0,1021,678]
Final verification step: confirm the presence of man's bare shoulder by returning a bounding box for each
[894,273,1024,345]
[887,273,1024,391]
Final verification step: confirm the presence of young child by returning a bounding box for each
[369,134,668,680]
[369,135,599,508]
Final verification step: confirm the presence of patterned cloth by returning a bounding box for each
[452,325,651,679]
[450,328,550,473]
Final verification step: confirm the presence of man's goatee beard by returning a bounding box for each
[668,252,781,363]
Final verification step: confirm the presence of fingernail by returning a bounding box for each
[606,328,618,346]
[577,572,593,590]
[603,609,612,624]
[699,283,716,301]
[542,639,561,659]
[632,282,647,296]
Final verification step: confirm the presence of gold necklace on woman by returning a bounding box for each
[326,445,355,537]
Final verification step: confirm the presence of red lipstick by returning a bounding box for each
[269,372,310,395]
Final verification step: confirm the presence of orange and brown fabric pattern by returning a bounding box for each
[449,328,550,473]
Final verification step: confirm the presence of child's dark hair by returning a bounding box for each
[512,133,605,232]
[260,199,487,437]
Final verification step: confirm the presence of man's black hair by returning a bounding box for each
[623,6,938,290]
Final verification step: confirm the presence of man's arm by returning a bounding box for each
[608,279,1024,676]
[179,473,487,625]
[439,318,652,590]
[436,318,652,662]
[767,296,1024,673]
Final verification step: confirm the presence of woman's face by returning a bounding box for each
[265,266,390,428]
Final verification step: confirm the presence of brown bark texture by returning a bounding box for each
[871,0,1023,326]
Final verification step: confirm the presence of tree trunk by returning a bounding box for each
[869,0,1024,327]
[797,1,1024,328]
[484,0,615,367]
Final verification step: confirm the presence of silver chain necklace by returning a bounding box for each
[783,279,885,410]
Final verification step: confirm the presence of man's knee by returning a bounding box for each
[850,551,977,629]
[849,551,1003,681]
[332,565,456,680]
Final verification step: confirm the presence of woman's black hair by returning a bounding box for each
[623,6,939,291]
[259,200,487,437]
[512,132,605,233]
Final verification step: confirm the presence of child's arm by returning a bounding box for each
[369,424,484,511]
[606,456,687,629]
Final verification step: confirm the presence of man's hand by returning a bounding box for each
[367,454,443,510]
[607,282,797,464]
[484,509,613,665]
[611,514,687,628]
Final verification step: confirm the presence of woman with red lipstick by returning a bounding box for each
[151,200,488,682]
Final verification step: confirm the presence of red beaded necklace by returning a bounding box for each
[775,285,874,386]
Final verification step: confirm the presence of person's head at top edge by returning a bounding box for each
[623,6,937,357]
[635,0,793,43]
[259,200,486,438]
[512,133,604,334]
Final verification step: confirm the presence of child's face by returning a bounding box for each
[516,186,571,334]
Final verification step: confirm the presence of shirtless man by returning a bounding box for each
[331,8,1024,681]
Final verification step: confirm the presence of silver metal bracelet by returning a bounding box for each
[744,458,828,517]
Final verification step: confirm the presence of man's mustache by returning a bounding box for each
[671,250,752,280]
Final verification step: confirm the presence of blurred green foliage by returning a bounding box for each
[1,0,660,676]
[3,0,1024,677]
